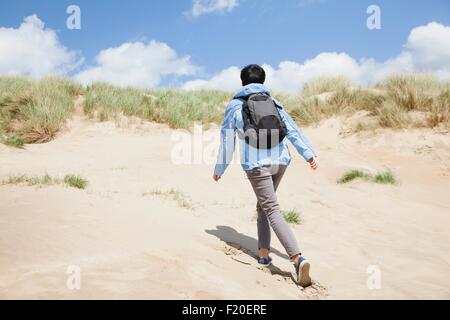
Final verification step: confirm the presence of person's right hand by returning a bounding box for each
[307,157,318,170]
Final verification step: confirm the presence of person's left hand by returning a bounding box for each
[213,174,221,182]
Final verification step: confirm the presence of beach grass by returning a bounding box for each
[338,170,371,184]
[63,174,88,189]
[338,169,397,185]
[143,188,195,210]
[83,83,231,129]
[1,73,448,145]
[373,171,396,184]
[282,209,302,225]
[287,74,449,128]
[0,76,82,143]
[1,173,88,189]
[2,135,25,148]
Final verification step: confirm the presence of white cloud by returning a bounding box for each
[405,22,450,76]
[0,15,83,77]
[2,16,449,93]
[183,66,241,91]
[182,22,450,93]
[263,53,362,93]
[74,40,200,87]
[188,0,238,17]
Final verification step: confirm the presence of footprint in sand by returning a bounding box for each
[220,243,328,298]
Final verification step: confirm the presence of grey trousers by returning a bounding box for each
[246,165,301,258]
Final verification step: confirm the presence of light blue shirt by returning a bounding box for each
[214,83,317,176]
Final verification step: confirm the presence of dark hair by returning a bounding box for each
[240,64,266,86]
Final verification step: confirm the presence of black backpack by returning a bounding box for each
[240,93,287,149]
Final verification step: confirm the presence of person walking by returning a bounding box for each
[212,64,318,288]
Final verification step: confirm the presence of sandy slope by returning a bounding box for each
[0,112,449,299]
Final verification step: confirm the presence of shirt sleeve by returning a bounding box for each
[214,101,238,176]
[279,108,317,161]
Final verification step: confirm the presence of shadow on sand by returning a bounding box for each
[205,225,295,282]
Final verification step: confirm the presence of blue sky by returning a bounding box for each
[0,0,450,91]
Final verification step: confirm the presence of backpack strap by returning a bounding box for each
[236,92,271,102]
[236,96,250,102]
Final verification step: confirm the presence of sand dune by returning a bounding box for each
[0,113,449,299]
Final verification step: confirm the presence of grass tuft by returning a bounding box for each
[338,169,397,185]
[338,170,371,184]
[143,188,194,210]
[3,135,25,148]
[1,173,56,187]
[63,174,88,189]
[282,209,301,225]
[373,171,396,184]
[1,173,88,189]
